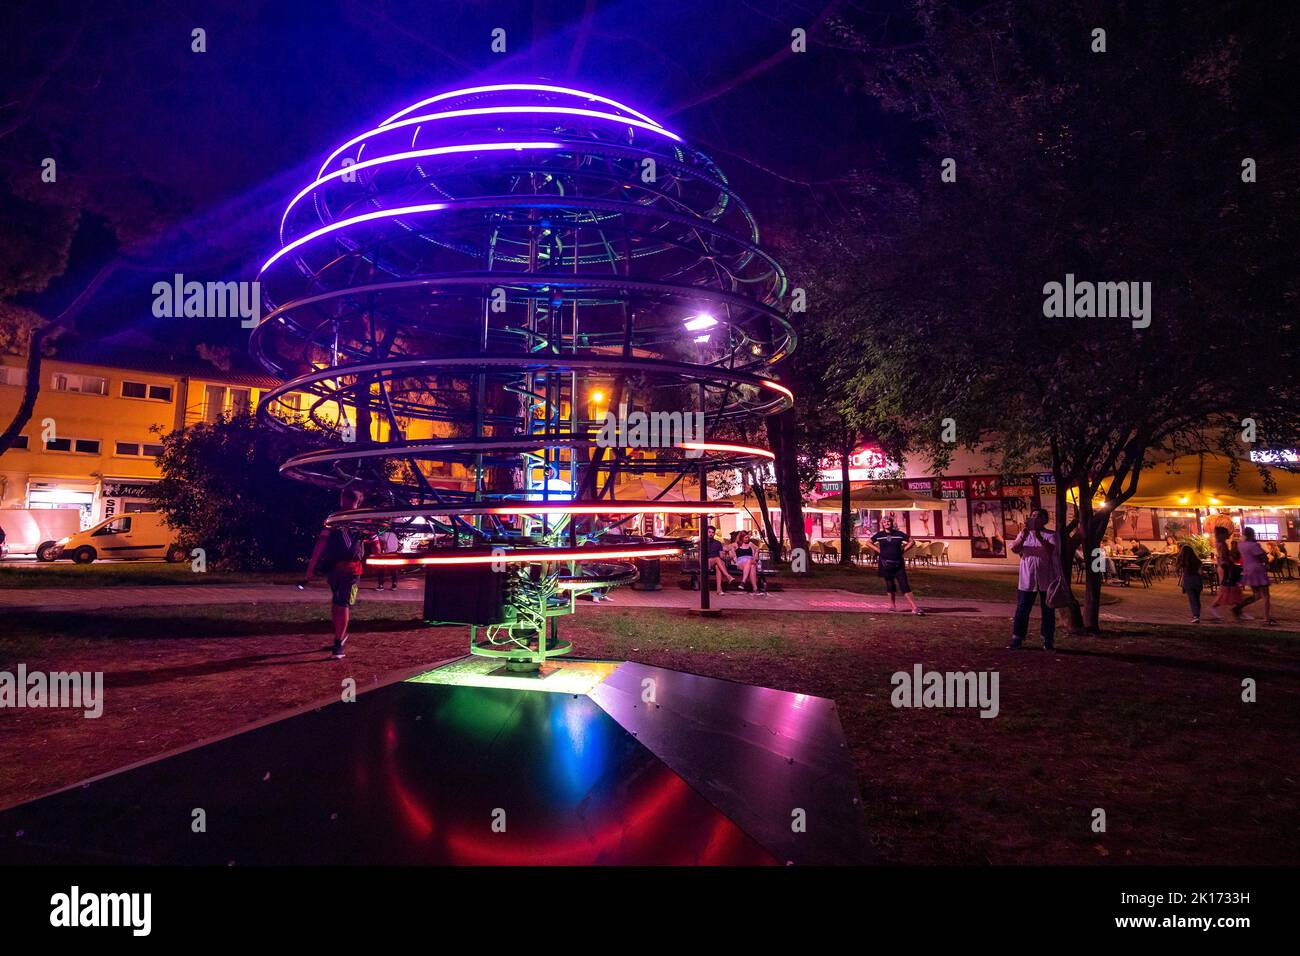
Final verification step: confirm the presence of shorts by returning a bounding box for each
[327,573,361,607]
[880,566,910,594]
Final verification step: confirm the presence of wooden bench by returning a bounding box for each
[679,565,781,592]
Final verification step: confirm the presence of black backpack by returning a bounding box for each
[321,527,365,572]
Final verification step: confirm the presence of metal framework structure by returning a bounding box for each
[252,83,794,669]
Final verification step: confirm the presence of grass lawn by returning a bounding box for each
[1,601,1295,865]
[0,561,301,588]
[666,558,1119,604]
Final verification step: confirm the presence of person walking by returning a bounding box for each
[303,488,367,659]
[1209,525,1244,621]
[1175,544,1204,623]
[1008,508,1060,650]
[867,515,923,614]
[1238,527,1275,624]
[372,528,401,590]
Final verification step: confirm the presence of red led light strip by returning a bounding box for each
[368,545,683,567]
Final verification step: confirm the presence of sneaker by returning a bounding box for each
[1190,617,1200,624]
[913,608,925,616]
[331,638,347,660]
[1240,613,1255,620]
[1043,640,1055,650]
[1007,638,1024,649]
[389,583,398,590]
[373,584,384,590]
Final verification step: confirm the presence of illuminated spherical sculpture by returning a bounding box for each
[252,83,794,669]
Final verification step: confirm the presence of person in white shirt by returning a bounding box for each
[1008,508,1061,650]
[372,529,401,590]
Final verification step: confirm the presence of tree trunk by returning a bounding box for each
[0,324,54,457]
[1051,453,1085,631]
[766,410,808,567]
[839,421,853,564]
[748,467,782,562]
[1078,499,1106,632]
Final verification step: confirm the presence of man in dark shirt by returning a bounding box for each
[703,525,734,595]
[1131,541,1152,559]
[867,516,923,615]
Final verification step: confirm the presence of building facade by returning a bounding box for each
[0,350,284,529]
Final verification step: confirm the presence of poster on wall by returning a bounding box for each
[1155,511,1198,541]
[939,479,969,537]
[1001,475,1035,540]
[872,509,910,535]
[1112,506,1156,542]
[970,501,1006,557]
[968,475,1001,500]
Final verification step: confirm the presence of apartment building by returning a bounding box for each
[0,343,292,528]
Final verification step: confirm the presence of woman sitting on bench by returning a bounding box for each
[735,530,766,595]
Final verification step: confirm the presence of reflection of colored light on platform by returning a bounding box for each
[483,502,737,516]
[548,695,614,801]
[381,717,436,839]
[380,84,666,129]
[280,141,564,236]
[368,546,681,566]
[678,441,775,459]
[444,770,697,865]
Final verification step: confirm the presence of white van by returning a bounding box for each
[51,511,187,564]
[0,508,82,560]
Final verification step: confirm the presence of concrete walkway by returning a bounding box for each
[3,577,1296,632]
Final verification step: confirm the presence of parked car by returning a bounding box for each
[0,508,83,560]
[49,511,187,564]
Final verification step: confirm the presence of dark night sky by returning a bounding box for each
[2,0,913,362]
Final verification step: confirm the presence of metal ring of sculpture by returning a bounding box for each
[252,83,794,669]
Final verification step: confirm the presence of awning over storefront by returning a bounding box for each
[813,483,944,511]
[1069,453,1300,508]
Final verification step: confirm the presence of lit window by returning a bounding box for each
[229,388,251,416]
[51,373,108,395]
[0,366,27,388]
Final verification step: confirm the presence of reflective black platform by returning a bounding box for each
[0,658,873,865]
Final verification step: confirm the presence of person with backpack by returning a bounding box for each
[303,488,367,659]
